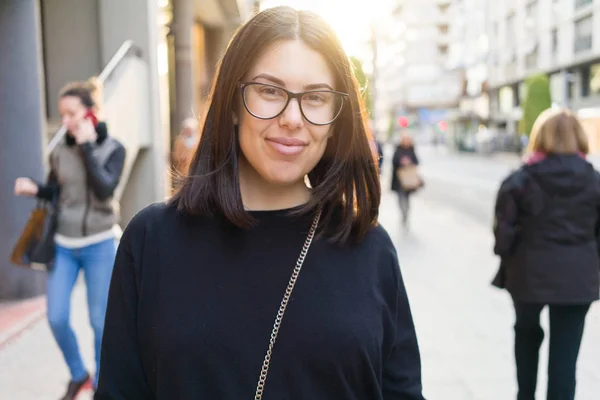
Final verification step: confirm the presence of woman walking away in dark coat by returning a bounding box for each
[493,108,600,400]
[391,134,420,226]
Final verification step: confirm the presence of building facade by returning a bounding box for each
[445,0,492,150]
[374,0,463,139]
[487,0,600,135]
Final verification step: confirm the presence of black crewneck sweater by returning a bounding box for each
[95,203,425,400]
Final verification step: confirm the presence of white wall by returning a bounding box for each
[41,0,102,120]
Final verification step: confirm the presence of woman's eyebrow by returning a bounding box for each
[251,73,286,86]
[305,83,334,91]
[251,73,334,91]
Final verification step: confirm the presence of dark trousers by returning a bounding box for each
[513,302,590,400]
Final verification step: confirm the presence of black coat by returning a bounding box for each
[391,146,419,193]
[493,154,600,304]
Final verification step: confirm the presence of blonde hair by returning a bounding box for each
[59,76,103,113]
[526,108,589,155]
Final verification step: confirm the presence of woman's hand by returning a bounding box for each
[14,177,39,197]
[401,156,412,166]
[73,119,98,145]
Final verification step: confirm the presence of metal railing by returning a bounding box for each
[46,40,143,153]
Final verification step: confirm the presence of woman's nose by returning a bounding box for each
[279,98,304,129]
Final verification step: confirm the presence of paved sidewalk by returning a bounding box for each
[0,296,46,350]
[0,281,94,400]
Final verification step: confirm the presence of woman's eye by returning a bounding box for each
[260,87,283,96]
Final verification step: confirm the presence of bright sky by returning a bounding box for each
[259,0,394,61]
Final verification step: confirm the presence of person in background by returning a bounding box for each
[172,117,200,175]
[375,137,384,173]
[14,79,126,399]
[367,119,384,173]
[96,6,425,400]
[493,108,600,400]
[391,133,420,226]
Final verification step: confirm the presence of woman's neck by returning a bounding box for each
[238,157,310,211]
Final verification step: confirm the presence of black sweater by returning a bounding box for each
[95,203,425,400]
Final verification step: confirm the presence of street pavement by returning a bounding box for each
[1,146,599,399]
[0,284,95,400]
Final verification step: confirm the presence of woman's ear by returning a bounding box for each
[233,112,239,125]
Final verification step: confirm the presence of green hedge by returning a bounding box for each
[520,74,552,136]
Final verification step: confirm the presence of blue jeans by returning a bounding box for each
[47,239,117,387]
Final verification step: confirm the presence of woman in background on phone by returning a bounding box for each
[14,79,126,399]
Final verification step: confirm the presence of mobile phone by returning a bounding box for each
[84,109,98,127]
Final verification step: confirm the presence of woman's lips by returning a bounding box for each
[266,137,307,156]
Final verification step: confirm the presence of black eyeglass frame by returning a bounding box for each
[237,82,349,126]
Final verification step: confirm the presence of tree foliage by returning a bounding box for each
[350,56,372,117]
[520,74,552,136]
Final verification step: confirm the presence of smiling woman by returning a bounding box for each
[173,6,379,241]
[96,6,425,400]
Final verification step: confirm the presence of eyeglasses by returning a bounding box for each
[238,82,349,126]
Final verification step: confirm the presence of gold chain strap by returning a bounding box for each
[254,209,321,400]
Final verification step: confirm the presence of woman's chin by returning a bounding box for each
[260,167,307,187]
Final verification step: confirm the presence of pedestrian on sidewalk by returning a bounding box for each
[492,108,600,400]
[14,79,126,399]
[391,133,422,226]
[96,6,425,400]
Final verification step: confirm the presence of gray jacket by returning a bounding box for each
[37,122,126,238]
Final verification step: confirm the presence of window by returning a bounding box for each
[568,75,576,100]
[589,63,600,95]
[518,81,528,106]
[574,16,593,53]
[525,47,538,70]
[525,1,538,32]
[582,66,590,97]
[506,13,515,46]
[575,0,593,9]
[551,29,558,56]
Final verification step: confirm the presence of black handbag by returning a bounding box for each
[11,188,59,272]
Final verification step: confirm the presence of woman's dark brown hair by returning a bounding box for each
[170,6,380,244]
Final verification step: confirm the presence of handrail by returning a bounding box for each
[46,40,143,153]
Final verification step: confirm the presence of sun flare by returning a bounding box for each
[259,0,394,59]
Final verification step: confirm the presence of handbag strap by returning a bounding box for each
[254,209,321,400]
